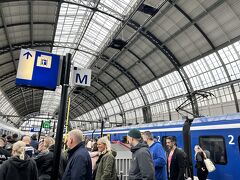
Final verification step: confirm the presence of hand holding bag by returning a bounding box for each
[204,158,216,172]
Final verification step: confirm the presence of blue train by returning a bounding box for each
[84,113,240,180]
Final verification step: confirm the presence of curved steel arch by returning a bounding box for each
[171,0,239,113]
[88,82,125,124]
[127,19,198,117]
[71,88,105,114]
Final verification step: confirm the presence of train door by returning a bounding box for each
[224,132,240,180]
[199,135,235,180]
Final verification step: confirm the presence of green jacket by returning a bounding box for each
[95,151,117,180]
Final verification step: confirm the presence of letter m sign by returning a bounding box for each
[73,67,92,87]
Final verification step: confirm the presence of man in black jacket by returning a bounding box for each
[166,136,185,180]
[62,129,92,180]
[127,128,155,180]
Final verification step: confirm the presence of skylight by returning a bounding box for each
[0,90,19,125]
[52,0,138,68]
[41,0,138,117]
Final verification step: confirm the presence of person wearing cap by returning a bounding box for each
[127,128,155,180]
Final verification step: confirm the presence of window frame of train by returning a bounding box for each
[199,135,227,165]
[161,136,177,151]
[121,135,128,143]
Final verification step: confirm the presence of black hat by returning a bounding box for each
[128,129,141,139]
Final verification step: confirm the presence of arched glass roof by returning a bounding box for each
[0,0,240,130]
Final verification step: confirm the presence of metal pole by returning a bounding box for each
[38,120,44,141]
[91,129,96,140]
[182,116,194,180]
[100,119,104,137]
[51,53,71,180]
[63,96,71,151]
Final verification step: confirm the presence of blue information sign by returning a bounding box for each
[16,49,61,90]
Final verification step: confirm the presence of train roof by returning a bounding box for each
[0,121,23,134]
[84,113,240,134]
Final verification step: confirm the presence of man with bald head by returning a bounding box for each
[22,135,35,157]
[62,129,92,180]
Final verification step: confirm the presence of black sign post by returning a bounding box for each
[51,53,71,180]
[100,119,104,137]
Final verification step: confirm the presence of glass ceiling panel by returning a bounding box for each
[89,109,99,120]
[0,90,19,124]
[48,0,138,119]
[128,89,144,107]
[100,0,137,16]
[53,0,138,68]
[76,113,91,121]
[110,99,120,114]
[184,53,228,90]
[72,11,117,67]
[98,105,105,118]
[40,86,61,116]
[142,80,165,103]
[119,93,133,110]
[104,100,120,116]
[104,102,114,116]
[159,71,186,98]
[218,42,240,81]
[93,109,100,120]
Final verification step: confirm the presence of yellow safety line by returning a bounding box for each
[63,96,71,151]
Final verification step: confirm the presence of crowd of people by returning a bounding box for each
[0,129,211,180]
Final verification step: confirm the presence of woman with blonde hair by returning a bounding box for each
[194,145,208,180]
[0,141,38,180]
[93,136,117,180]
[34,136,67,180]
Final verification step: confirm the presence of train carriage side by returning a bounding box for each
[84,114,240,180]
[190,118,240,180]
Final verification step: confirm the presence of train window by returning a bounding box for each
[161,136,177,151]
[199,136,227,165]
[122,136,127,143]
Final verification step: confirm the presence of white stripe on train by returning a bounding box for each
[84,123,240,135]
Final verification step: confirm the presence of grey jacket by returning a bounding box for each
[128,143,155,180]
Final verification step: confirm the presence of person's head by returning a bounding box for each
[166,136,177,151]
[194,145,202,153]
[22,135,31,145]
[67,129,83,149]
[43,137,55,149]
[142,131,154,145]
[31,134,37,140]
[0,137,5,148]
[92,142,98,152]
[127,129,142,147]
[12,133,18,140]
[12,141,26,159]
[6,135,12,142]
[97,136,111,153]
